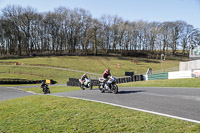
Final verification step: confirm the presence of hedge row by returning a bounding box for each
[67,75,144,87]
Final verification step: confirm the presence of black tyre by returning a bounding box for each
[43,90,47,94]
[99,84,105,93]
[80,84,85,90]
[112,84,118,94]
[89,84,93,90]
[47,88,50,94]
[43,88,46,94]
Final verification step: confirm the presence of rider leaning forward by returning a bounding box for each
[80,73,88,86]
[102,68,111,88]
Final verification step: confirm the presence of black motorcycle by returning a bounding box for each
[41,82,50,94]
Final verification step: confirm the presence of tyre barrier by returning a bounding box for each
[125,72,134,76]
[67,79,99,87]
[0,79,42,84]
[69,78,79,82]
[66,75,144,86]
[0,79,57,84]
[67,81,80,86]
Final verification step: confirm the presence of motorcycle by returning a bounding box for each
[79,78,93,90]
[41,83,50,94]
[98,75,118,94]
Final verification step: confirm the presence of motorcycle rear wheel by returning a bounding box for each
[47,88,50,94]
[89,84,93,90]
[99,85,105,93]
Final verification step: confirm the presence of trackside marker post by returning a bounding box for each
[116,64,120,73]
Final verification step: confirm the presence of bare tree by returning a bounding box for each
[100,15,113,54]
[111,16,122,52]
[181,23,194,55]
[1,5,199,57]
[158,22,172,54]
[88,19,102,55]
[1,5,24,55]
[135,20,148,50]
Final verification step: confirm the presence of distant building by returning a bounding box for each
[189,45,200,60]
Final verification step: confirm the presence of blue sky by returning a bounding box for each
[0,0,200,29]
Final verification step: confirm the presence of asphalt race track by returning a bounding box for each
[52,87,200,123]
[0,86,35,101]
[1,86,200,123]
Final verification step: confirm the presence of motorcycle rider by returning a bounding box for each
[102,69,111,89]
[41,81,47,88]
[41,80,48,93]
[80,73,88,86]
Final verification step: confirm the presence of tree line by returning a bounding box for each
[0,5,200,57]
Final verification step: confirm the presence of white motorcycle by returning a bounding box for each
[79,78,93,90]
[99,75,118,94]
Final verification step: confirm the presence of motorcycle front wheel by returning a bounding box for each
[111,84,118,94]
[80,84,85,90]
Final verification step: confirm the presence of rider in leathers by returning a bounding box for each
[102,69,111,89]
[80,73,88,86]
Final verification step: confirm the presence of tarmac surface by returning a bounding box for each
[1,85,200,123]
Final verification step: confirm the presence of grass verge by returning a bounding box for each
[0,56,182,83]
[0,66,84,84]
[0,95,199,133]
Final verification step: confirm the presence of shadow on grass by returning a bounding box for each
[118,90,146,94]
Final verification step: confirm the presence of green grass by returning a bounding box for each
[0,56,183,83]
[22,86,81,93]
[118,78,200,88]
[0,95,199,133]
[1,55,198,132]
[0,65,84,84]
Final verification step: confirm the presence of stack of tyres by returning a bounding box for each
[125,72,134,76]
[67,78,98,87]
[91,79,99,86]
[0,79,44,84]
[66,74,144,86]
